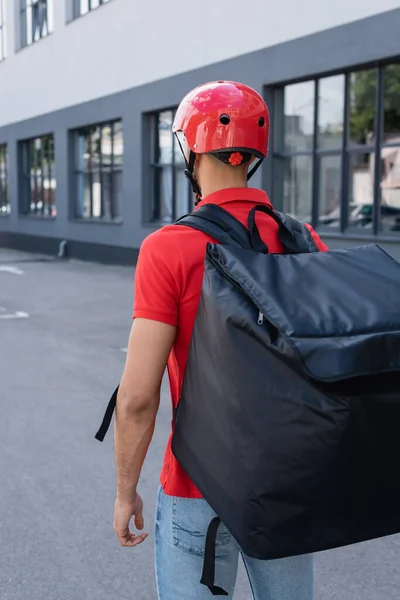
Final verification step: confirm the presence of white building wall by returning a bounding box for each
[0,0,399,127]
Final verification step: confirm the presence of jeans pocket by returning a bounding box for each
[172,496,232,556]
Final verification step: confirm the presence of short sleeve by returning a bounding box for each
[133,230,181,326]
[304,224,329,251]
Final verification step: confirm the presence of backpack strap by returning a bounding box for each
[176,204,256,250]
[177,203,319,255]
[200,517,229,596]
[95,385,119,442]
[248,205,320,254]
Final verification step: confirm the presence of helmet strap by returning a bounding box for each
[175,134,202,203]
[247,157,264,181]
[185,151,202,202]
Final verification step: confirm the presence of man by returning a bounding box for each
[113,81,328,599]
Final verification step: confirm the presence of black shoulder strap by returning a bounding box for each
[177,204,319,255]
[200,517,229,596]
[247,204,320,254]
[95,386,118,442]
[176,204,256,251]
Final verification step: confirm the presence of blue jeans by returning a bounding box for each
[155,487,313,599]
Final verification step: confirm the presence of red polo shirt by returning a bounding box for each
[133,188,328,498]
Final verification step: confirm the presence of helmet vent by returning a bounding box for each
[258,117,265,127]
[219,114,231,125]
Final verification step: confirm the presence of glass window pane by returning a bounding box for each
[158,111,174,164]
[91,127,101,169]
[318,155,342,228]
[80,0,89,15]
[75,173,91,218]
[349,69,377,146]
[175,168,191,218]
[379,146,400,233]
[284,82,315,152]
[318,75,345,150]
[47,0,54,32]
[383,63,400,144]
[92,170,101,217]
[76,134,86,170]
[101,125,112,168]
[112,170,122,219]
[347,152,374,230]
[275,155,313,221]
[152,166,173,222]
[113,121,123,167]
[101,169,112,219]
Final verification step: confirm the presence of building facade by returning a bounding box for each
[1,0,400,262]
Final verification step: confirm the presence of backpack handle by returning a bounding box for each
[248,205,304,254]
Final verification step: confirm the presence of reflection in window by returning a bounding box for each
[383,64,400,144]
[347,153,374,229]
[74,120,123,220]
[349,69,377,146]
[318,75,345,150]
[283,82,315,152]
[72,0,110,19]
[0,144,9,214]
[0,0,6,61]
[379,146,400,233]
[20,0,53,48]
[318,155,341,227]
[149,109,191,223]
[19,135,56,217]
[277,156,313,222]
[273,61,400,235]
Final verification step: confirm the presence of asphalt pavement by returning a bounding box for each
[1,248,400,600]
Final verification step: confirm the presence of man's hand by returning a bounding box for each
[113,493,148,547]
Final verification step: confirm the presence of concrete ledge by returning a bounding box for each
[0,232,140,265]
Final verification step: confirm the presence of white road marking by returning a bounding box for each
[0,265,25,275]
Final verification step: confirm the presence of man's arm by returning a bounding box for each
[113,317,176,546]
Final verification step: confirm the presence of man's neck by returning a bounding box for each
[200,180,248,200]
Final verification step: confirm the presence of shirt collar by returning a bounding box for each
[196,187,271,209]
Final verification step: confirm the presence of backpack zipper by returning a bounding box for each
[207,250,266,327]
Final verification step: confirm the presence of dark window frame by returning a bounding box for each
[148,108,192,224]
[72,119,123,222]
[0,143,9,215]
[271,57,400,237]
[20,0,53,48]
[18,133,56,217]
[72,0,110,20]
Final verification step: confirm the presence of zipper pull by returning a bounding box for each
[257,311,264,326]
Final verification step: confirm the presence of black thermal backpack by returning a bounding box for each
[96,203,400,597]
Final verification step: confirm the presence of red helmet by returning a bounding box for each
[173,80,270,159]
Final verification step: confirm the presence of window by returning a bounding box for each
[73,120,123,220]
[20,0,53,48]
[19,134,56,217]
[272,60,400,235]
[0,0,6,61]
[72,0,110,19]
[149,109,191,223]
[0,144,9,214]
